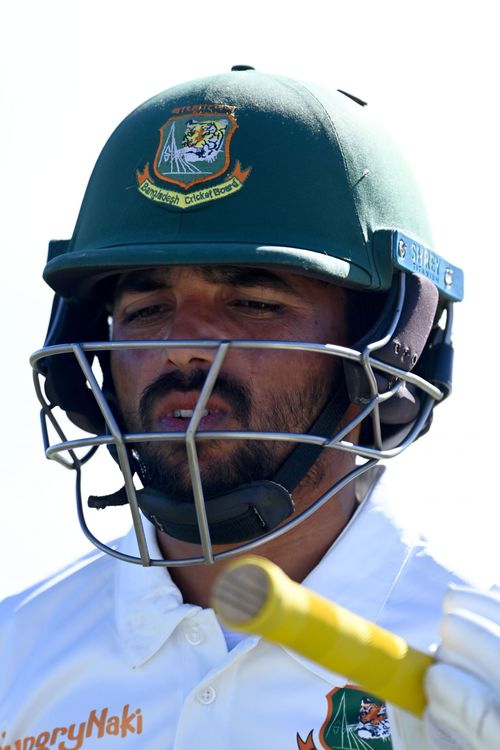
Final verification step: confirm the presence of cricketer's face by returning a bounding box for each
[109,265,350,501]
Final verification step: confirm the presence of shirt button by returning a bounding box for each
[185,624,204,645]
[197,686,216,704]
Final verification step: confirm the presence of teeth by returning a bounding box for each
[173,409,209,418]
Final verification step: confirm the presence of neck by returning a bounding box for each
[157,457,359,608]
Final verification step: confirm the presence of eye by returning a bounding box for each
[230,299,284,316]
[122,303,171,325]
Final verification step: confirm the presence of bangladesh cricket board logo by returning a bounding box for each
[297,686,392,749]
[136,103,251,210]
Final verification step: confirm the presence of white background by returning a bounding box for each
[0,0,498,599]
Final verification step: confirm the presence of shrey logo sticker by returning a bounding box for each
[136,103,251,209]
[296,686,392,749]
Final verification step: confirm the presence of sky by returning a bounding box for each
[1,0,498,599]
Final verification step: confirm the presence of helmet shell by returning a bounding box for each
[43,69,432,300]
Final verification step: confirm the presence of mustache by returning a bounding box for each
[139,368,252,428]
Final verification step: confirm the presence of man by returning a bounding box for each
[1,67,498,749]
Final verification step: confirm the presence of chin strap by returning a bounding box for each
[135,481,294,545]
[88,383,350,545]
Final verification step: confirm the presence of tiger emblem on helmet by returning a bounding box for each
[181,118,229,163]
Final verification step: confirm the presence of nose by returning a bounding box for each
[163,300,227,371]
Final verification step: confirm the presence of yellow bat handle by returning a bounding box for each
[211,555,433,717]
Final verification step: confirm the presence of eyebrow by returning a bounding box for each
[113,271,166,299]
[202,266,296,293]
[113,266,297,301]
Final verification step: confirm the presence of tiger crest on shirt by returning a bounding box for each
[296,686,392,749]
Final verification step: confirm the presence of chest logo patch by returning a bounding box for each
[136,103,251,209]
[296,686,392,749]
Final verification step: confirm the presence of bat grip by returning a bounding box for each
[211,555,433,716]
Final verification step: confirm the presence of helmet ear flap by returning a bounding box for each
[374,273,440,373]
[344,273,439,444]
[38,296,108,434]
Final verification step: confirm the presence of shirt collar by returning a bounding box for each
[303,465,417,624]
[114,520,198,667]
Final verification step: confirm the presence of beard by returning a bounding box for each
[118,365,335,501]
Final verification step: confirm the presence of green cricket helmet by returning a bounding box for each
[44,68,444,297]
[32,67,463,566]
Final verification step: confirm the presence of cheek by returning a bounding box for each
[312,313,347,346]
[241,347,335,399]
[110,349,152,405]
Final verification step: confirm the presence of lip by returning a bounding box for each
[154,391,231,432]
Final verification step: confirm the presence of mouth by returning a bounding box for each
[160,407,228,430]
[154,393,231,431]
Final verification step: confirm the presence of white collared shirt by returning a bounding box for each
[0,470,476,749]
